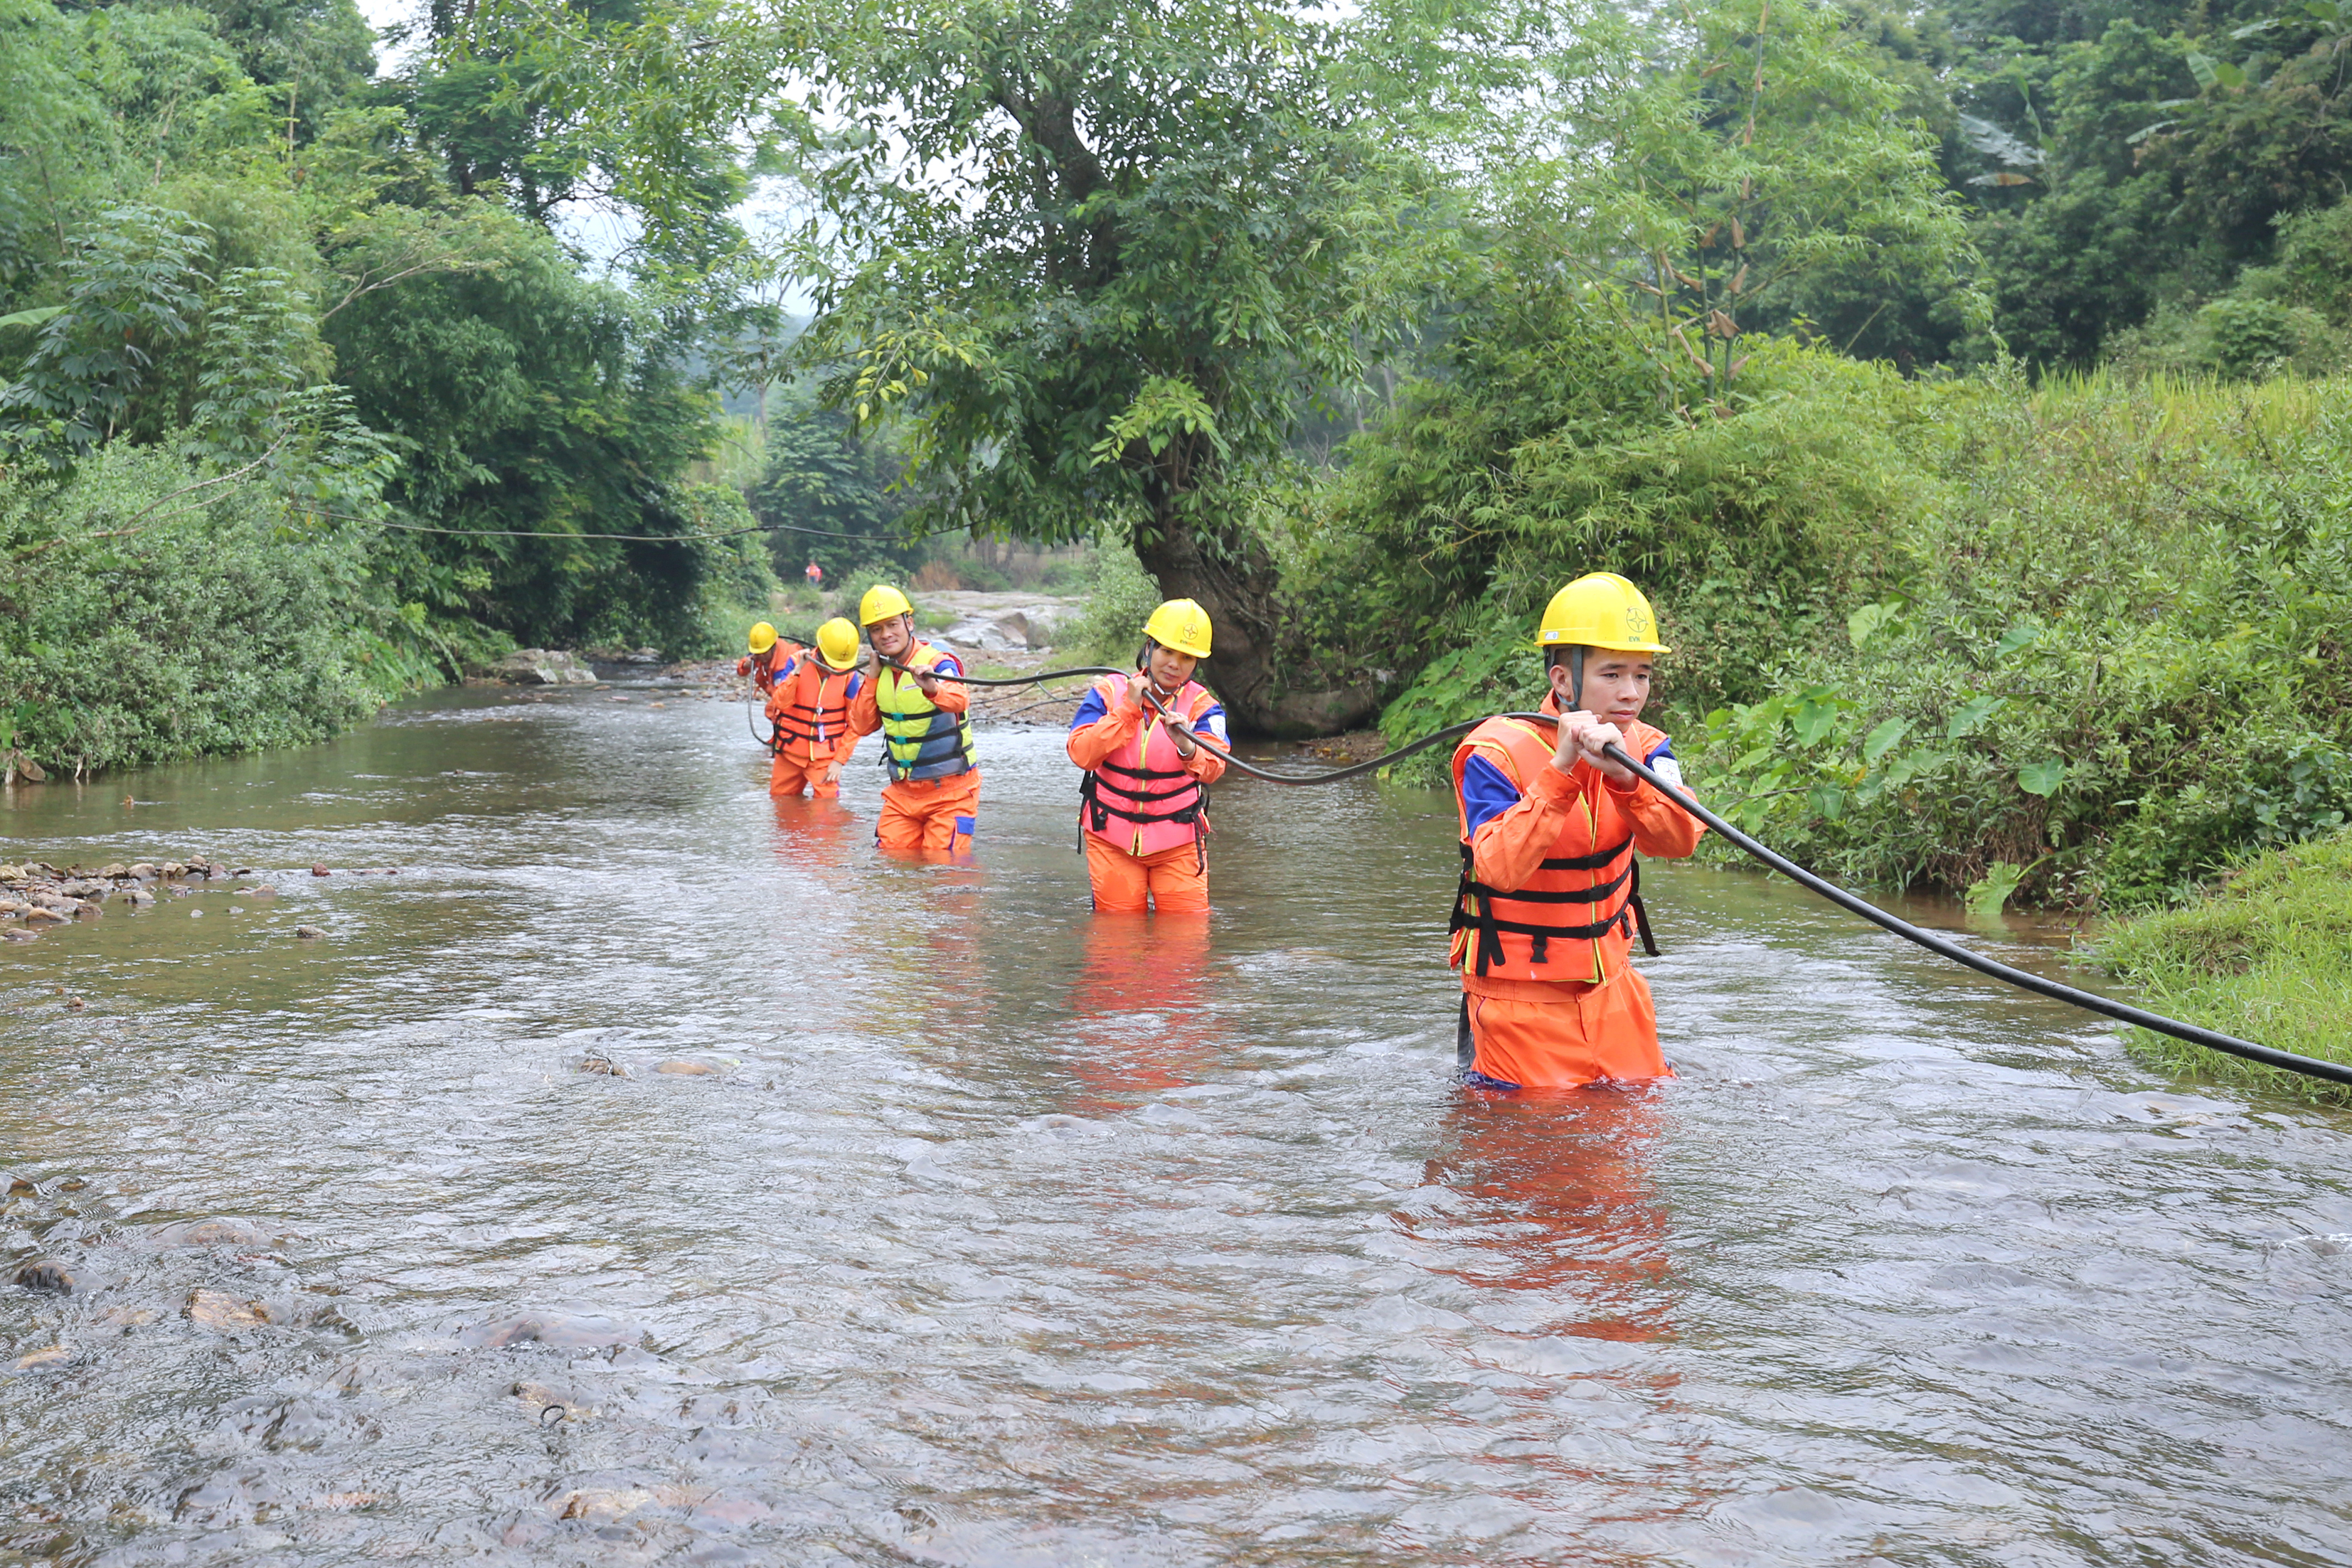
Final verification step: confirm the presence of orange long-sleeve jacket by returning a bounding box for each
[1452,705,1703,996]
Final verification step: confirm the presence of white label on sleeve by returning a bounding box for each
[1649,756,1684,789]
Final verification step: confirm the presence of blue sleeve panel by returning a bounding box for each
[1193,702,1229,744]
[1459,753,1523,838]
[774,655,799,681]
[1069,687,1110,731]
[1646,735,1673,764]
[844,673,863,700]
[931,651,964,677]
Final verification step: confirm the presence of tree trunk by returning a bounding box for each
[1130,500,1381,740]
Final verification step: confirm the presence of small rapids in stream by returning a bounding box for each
[2,685,2348,1565]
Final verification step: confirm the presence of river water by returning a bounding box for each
[3,686,2347,1566]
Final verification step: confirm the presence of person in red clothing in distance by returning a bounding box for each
[1065,599,1227,914]
[1448,572,1706,1091]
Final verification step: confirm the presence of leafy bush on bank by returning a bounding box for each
[1355,357,2352,909]
[2095,829,2352,1104]
[0,446,408,776]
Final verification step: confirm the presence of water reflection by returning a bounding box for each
[1416,1089,1674,1344]
[1063,914,1218,1109]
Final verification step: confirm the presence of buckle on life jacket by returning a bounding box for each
[1449,840,1664,975]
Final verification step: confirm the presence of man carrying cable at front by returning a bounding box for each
[1448,572,1706,1090]
[763,617,866,799]
[1066,599,1228,914]
[846,585,981,858]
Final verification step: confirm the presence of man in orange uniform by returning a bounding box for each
[763,617,866,799]
[736,622,797,694]
[1066,599,1227,913]
[1448,572,1705,1089]
[846,584,981,858]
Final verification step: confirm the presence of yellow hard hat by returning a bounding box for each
[814,617,860,671]
[1536,572,1671,654]
[1141,598,1213,658]
[859,584,913,626]
[747,622,778,655]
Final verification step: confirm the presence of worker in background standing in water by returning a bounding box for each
[737,622,797,694]
[1448,572,1705,1089]
[1066,599,1227,913]
[847,585,981,858]
[763,617,866,799]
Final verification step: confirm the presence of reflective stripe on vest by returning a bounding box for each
[1447,715,1667,983]
[878,644,975,782]
[768,661,853,759]
[1078,676,1214,858]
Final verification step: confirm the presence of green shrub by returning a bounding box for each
[2095,829,2352,1103]
[1363,364,2352,907]
[1064,543,1163,666]
[0,444,388,774]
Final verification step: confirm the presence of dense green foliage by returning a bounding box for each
[0,0,777,774]
[1361,356,2352,907]
[743,381,925,588]
[0,444,404,775]
[2096,828,2352,1102]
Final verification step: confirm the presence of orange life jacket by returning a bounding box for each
[1447,715,1668,986]
[1078,676,1217,860]
[765,656,856,764]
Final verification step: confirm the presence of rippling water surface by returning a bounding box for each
[3,686,2348,1565]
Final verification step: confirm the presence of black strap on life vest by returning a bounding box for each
[1080,745,1205,830]
[1448,833,1661,976]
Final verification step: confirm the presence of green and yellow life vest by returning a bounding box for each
[878,642,976,782]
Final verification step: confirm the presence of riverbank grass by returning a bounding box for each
[2096,830,2352,1103]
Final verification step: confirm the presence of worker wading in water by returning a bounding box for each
[847,585,980,858]
[737,622,797,694]
[1066,599,1228,913]
[1449,572,1705,1089]
[763,617,866,799]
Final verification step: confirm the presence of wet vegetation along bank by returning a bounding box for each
[6,0,2352,923]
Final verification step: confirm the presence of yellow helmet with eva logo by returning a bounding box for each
[814,617,860,671]
[747,622,778,655]
[859,584,913,626]
[1141,598,1213,659]
[1536,573,1670,654]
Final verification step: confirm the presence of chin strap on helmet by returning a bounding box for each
[1568,645,1587,712]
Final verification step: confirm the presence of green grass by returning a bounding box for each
[2095,828,2352,1103]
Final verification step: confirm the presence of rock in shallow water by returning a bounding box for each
[459,1313,646,1350]
[11,1257,75,1293]
[186,1289,272,1329]
[656,1060,714,1076]
[491,649,597,686]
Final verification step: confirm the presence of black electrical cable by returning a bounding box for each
[1575,728,2352,1089]
[1169,701,2349,1087]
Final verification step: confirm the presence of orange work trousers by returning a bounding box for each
[770,752,843,799]
[1083,834,1208,914]
[1458,968,1670,1089]
[876,771,980,858]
